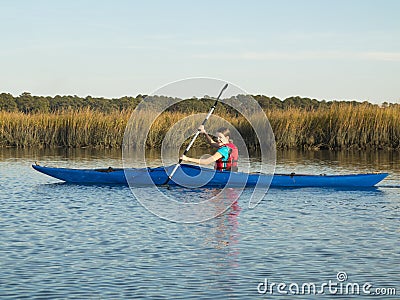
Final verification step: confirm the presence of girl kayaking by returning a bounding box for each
[180,125,239,172]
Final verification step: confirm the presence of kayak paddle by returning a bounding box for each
[162,83,229,186]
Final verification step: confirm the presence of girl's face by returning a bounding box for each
[216,132,229,145]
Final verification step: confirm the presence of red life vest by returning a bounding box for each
[215,142,238,171]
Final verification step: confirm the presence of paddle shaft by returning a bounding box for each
[164,83,228,184]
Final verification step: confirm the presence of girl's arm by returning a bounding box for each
[204,132,220,148]
[199,125,220,148]
[181,152,222,165]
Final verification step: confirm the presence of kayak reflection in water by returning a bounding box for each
[180,125,239,172]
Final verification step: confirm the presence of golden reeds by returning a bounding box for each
[0,109,127,148]
[0,103,399,150]
[267,103,400,150]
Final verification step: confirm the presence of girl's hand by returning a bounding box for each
[198,125,206,134]
[180,155,188,161]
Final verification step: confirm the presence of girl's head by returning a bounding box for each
[216,127,230,145]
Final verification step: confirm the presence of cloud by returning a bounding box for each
[185,38,245,46]
[193,51,400,61]
[361,52,400,61]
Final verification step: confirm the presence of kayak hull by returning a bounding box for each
[32,164,389,188]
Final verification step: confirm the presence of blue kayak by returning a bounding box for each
[32,163,388,188]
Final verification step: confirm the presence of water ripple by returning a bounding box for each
[1,153,399,299]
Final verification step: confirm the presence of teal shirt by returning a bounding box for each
[216,146,230,161]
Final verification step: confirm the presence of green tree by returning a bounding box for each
[16,92,34,113]
[32,96,50,112]
[16,92,50,113]
[0,93,17,111]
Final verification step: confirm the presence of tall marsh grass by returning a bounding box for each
[0,109,127,148]
[267,103,400,150]
[0,103,399,150]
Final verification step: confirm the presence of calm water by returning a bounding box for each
[0,148,399,299]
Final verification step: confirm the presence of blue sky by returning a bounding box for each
[1,0,399,103]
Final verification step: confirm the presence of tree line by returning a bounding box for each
[1,92,397,113]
